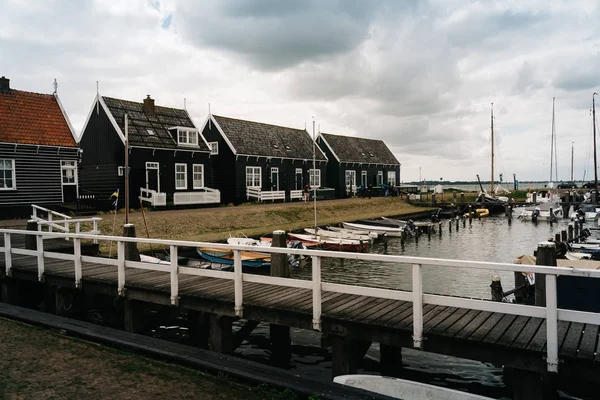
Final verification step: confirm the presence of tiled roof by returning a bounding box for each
[320,133,400,164]
[102,96,210,152]
[213,115,327,160]
[0,89,76,147]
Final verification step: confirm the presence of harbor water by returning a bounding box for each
[229,213,579,399]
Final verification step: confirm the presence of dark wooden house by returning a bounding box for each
[200,114,329,204]
[316,132,401,197]
[0,76,79,217]
[79,94,219,209]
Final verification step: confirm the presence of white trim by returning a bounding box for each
[54,93,78,144]
[198,114,238,155]
[236,153,327,163]
[361,170,367,185]
[169,125,199,132]
[175,163,187,190]
[309,168,321,188]
[0,159,16,190]
[316,133,340,162]
[270,167,279,191]
[192,164,204,189]
[98,96,127,144]
[0,142,77,151]
[387,170,396,185]
[377,170,384,186]
[185,109,212,151]
[208,142,219,155]
[130,145,210,154]
[245,166,261,189]
[145,162,160,193]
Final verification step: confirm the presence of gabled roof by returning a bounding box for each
[209,114,327,161]
[97,96,210,152]
[0,89,77,147]
[319,132,400,165]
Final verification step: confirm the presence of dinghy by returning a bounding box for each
[303,227,373,243]
[197,247,271,268]
[327,226,379,239]
[287,232,368,252]
[342,221,404,237]
[517,202,563,221]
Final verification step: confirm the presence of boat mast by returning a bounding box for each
[312,119,317,233]
[550,97,555,183]
[594,93,598,196]
[124,113,129,224]
[490,103,494,193]
[571,142,574,185]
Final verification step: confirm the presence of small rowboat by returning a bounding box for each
[197,247,271,268]
[327,226,379,239]
[342,222,404,237]
[288,233,368,252]
[304,227,373,243]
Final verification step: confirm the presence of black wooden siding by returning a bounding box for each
[0,143,78,211]
[80,103,215,209]
[202,123,327,204]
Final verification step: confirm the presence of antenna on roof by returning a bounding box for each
[96,81,99,115]
[53,78,58,95]
[208,103,211,129]
[184,97,187,111]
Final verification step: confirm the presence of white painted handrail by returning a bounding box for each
[0,228,596,374]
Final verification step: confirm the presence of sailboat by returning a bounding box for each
[476,103,508,211]
[547,97,558,188]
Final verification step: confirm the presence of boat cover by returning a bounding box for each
[515,254,600,270]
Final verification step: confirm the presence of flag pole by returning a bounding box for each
[125,114,129,224]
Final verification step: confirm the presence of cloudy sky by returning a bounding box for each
[2,0,600,182]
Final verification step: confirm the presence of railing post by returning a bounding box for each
[92,218,99,244]
[233,249,243,317]
[4,232,12,277]
[75,221,80,234]
[74,237,82,288]
[170,245,179,306]
[545,274,558,373]
[412,263,423,349]
[117,240,125,296]
[64,220,70,241]
[48,213,53,233]
[36,233,44,281]
[312,255,322,331]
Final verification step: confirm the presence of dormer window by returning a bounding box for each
[176,128,198,146]
[369,152,375,157]
[147,129,155,136]
[284,145,291,151]
[272,144,280,149]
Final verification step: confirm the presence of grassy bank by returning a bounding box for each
[0,318,277,399]
[91,197,430,252]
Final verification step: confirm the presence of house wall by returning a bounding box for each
[202,122,237,204]
[0,143,79,216]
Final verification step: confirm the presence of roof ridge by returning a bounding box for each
[102,95,185,112]
[213,114,306,133]
[321,132,385,143]
[4,89,55,98]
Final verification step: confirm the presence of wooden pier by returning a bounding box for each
[2,227,600,399]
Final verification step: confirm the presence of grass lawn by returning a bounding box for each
[0,318,293,399]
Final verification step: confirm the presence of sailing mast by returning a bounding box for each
[550,97,556,184]
[490,103,494,193]
[593,92,598,197]
[571,142,574,185]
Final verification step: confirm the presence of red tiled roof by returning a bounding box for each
[0,89,77,147]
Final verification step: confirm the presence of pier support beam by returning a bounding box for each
[0,278,19,304]
[123,224,140,262]
[268,230,292,365]
[25,220,37,250]
[504,367,557,400]
[188,310,209,349]
[123,299,146,334]
[55,288,82,318]
[331,336,371,378]
[535,242,557,307]
[380,344,403,377]
[209,314,234,354]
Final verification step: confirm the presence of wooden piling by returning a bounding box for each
[449,219,452,233]
[208,314,234,354]
[460,193,465,203]
[123,299,145,333]
[574,222,579,241]
[533,192,537,204]
[455,217,459,231]
[491,274,503,302]
[561,230,567,242]
[468,206,473,225]
[431,194,436,205]
[380,344,403,378]
[188,310,209,348]
[438,222,442,237]
[554,233,561,243]
[535,242,557,307]
[514,271,527,304]
[400,231,405,246]
[331,336,371,378]
[270,230,291,364]
[123,224,140,262]
[427,225,431,240]
[568,224,574,242]
[25,220,37,250]
[549,208,554,226]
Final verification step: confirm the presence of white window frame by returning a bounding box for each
[387,171,396,185]
[270,167,279,191]
[175,163,187,190]
[361,170,367,186]
[246,166,261,189]
[377,171,384,186]
[0,159,16,190]
[118,166,124,176]
[193,164,204,189]
[309,169,321,188]
[60,160,77,186]
[209,142,219,155]
[177,128,199,146]
[145,162,161,193]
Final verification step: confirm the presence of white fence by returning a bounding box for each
[290,190,303,201]
[174,188,221,205]
[139,188,167,206]
[31,205,101,243]
[1,228,599,374]
[246,187,286,202]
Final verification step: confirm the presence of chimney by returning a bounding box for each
[143,95,155,116]
[0,76,10,93]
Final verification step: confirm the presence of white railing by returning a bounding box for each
[173,188,220,205]
[246,187,286,202]
[139,188,167,206]
[290,190,303,201]
[2,229,600,373]
[31,204,72,234]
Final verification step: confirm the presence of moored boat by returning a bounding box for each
[342,221,404,237]
[327,226,379,239]
[517,202,563,221]
[197,247,271,268]
[304,227,373,243]
[287,232,368,251]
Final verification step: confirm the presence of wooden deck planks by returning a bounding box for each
[442,309,482,338]
[364,300,408,326]
[453,311,492,340]
[482,314,518,344]
[428,307,469,336]
[495,316,530,347]
[577,324,599,361]
[560,322,584,359]
[466,312,504,342]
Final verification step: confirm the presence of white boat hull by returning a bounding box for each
[342,222,404,237]
[334,375,493,400]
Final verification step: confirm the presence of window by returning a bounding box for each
[147,129,155,136]
[377,171,383,186]
[208,142,219,155]
[387,171,396,185]
[146,162,159,170]
[0,159,15,189]
[61,161,76,185]
[193,164,204,188]
[271,167,279,191]
[309,169,321,188]
[361,171,367,185]
[175,163,187,190]
[118,166,124,176]
[345,170,356,190]
[177,129,198,146]
[246,166,261,188]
